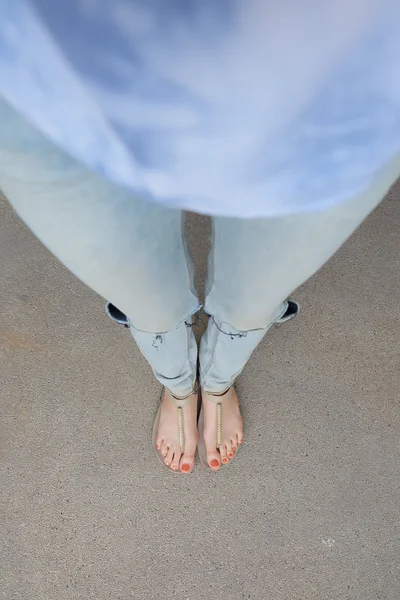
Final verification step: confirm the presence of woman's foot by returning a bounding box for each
[155,389,198,473]
[201,387,244,470]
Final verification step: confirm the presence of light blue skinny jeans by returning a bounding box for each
[1,98,399,397]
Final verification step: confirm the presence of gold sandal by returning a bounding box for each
[152,387,198,473]
[197,387,238,470]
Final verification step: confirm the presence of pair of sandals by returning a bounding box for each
[105,300,299,473]
[152,385,234,473]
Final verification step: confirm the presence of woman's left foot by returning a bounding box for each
[201,387,244,469]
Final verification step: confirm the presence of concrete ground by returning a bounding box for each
[1,187,399,600]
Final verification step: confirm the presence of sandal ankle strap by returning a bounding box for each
[201,386,232,403]
[168,383,198,407]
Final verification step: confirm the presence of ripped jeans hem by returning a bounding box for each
[202,300,288,338]
[127,303,202,335]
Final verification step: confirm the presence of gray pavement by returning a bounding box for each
[1,189,399,600]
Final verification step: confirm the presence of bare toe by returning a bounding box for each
[225,440,234,459]
[180,453,195,473]
[206,446,221,470]
[170,450,181,471]
[219,444,228,465]
[180,437,196,472]
[164,446,174,467]
[160,441,168,457]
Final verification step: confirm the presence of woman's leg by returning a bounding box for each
[199,153,400,468]
[0,98,200,471]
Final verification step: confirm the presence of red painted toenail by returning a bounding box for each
[222,458,228,464]
[210,459,220,468]
[181,464,190,472]
[228,453,233,458]
[232,447,237,451]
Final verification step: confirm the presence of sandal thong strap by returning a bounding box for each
[202,387,232,448]
[177,406,185,452]
[216,402,222,447]
[166,386,198,453]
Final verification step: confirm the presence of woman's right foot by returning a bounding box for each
[155,389,198,473]
[201,388,244,470]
